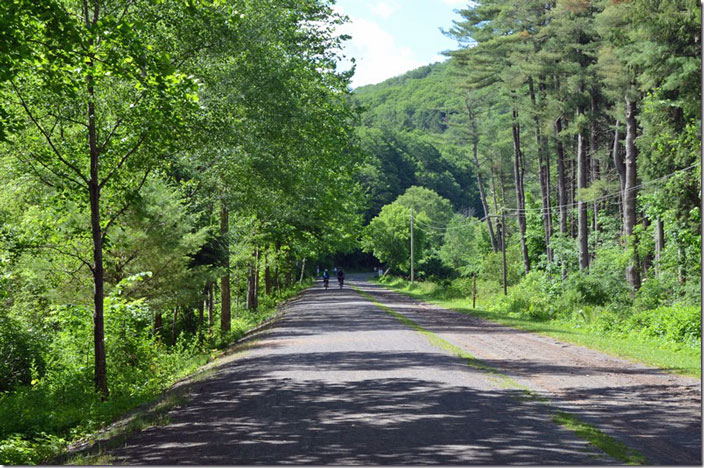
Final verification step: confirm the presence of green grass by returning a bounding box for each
[379,278,701,378]
[553,412,646,465]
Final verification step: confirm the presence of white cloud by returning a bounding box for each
[442,0,472,6]
[335,14,424,88]
[371,1,400,19]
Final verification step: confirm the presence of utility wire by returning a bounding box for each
[499,164,697,216]
[409,164,696,231]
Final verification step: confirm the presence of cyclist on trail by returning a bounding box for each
[336,267,345,288]
[322,268,330,289]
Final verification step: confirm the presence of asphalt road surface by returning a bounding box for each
[107,275,701,465]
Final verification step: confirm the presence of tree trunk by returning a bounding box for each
[590,91,600,260]
[264,249,272,295]
[624,96,641,289]
[577,106,589,271]
[254,248,260,304]
[234,272,239,308]
[154,312,163,336]
[555,118,568,236]
[654,218,664,277]
[274,240,281,295]
[172,306,178,343]
[641,217,653,275]
[247,248,258,310]
[220,204,231,332]
[466,96,498,252]
[299,258,306,283]
[198,289,205,334]
[207,281,214,327]
[612,120,626,232]
[529,78,552,263]
[86,45,108,397]
[511,100,530,274]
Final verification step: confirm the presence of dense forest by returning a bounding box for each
[0,0,701,464]
[0,0,363,463]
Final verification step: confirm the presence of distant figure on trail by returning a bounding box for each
[322,268,330,289]
[336,267,345,288]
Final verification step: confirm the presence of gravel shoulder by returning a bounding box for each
[359,278,702,465]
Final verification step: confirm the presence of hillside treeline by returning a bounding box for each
[357,1,700,355]
[0,1,360,462]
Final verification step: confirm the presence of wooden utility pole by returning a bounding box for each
[501,211,507,296]
[410,208,415,283]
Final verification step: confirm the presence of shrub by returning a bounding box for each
[627,305,701,347]
[0,314,45,392]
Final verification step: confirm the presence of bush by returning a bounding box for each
[0,314,44,392]
[634,276,671,310]
[626,305,701,347]
[489,271,554,321]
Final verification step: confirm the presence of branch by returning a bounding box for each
[38,244,94,273]
[101,168,151,242]
[98,133,146,189]
[10,80,89,186]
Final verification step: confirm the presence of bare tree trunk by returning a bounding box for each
[207,281,214,327]
[247,248,258,310]
[198,289,205,334]
[511,100,530,274]
[590,91,600,260]
[555,118,568,236]
[577,106,589,271]
[654,218,664,277]
[466,96,498,252]
[264,249,272,295]
[154,312,163,336]
[172,306,178,343]
[274,241,281,295]
[254,248,260,304]
[299,258,306,283]
[529,78,553,263]
[624,96,641,289]
[612,120,626,233]
[234,272,239,308]
[220,204,231,332]
[642,217,653,275]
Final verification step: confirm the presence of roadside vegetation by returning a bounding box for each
[0,281,309,465]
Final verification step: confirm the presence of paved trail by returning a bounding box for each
[108,276,701,465]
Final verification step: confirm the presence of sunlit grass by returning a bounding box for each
[553,412,646,465]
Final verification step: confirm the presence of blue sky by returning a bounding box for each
[333,0,468,88]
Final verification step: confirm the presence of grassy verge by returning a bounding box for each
[0,281,310,465]
[378,277,700,378]
[354,285,647,465]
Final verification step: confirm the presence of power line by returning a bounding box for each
[408,164,696,232]
[500,164,697,216]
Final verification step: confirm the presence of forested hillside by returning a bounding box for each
[359,0,701,377]
[352,62,481,221]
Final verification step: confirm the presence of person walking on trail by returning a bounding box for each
[322,268,330,289]
[336,267,345,288]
